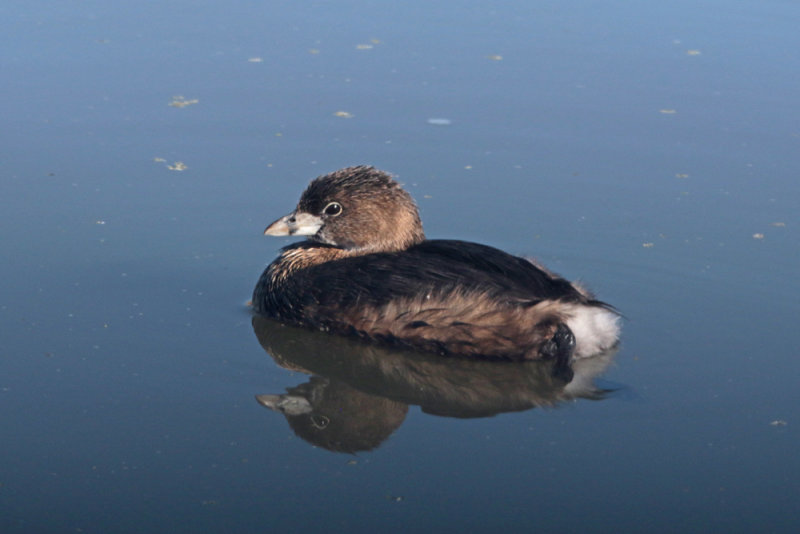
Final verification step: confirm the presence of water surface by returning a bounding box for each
[2,1,799,532]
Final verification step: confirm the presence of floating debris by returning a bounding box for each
[752,233,765,240]
[675,173,689,179]
[356,39,381,50]
[308,48,320,54]
[487,54,503,61]
[686,50,702,56]
[167,161,188,171]
[770,420,787,426]
[154,157,186,171]
[771,222,786,227]
[427,118,452,126]
[169,96,199,108]
[642,242,655,248]
[333,111,354,118]
[247,57,264,63]
[659,109,677,114]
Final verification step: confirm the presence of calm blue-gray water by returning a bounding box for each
[2,1,799,532]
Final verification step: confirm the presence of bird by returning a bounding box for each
[252,165,620,361]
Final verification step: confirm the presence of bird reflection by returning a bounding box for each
[253,315,618,453]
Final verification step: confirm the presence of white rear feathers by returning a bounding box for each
[563,303,621,358]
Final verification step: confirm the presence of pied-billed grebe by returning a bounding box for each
[253,166,620,361]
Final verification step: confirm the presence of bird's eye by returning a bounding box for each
[323,202,342,216]
[311,415,330,429]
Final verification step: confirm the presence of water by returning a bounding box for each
[2,1,799,532]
